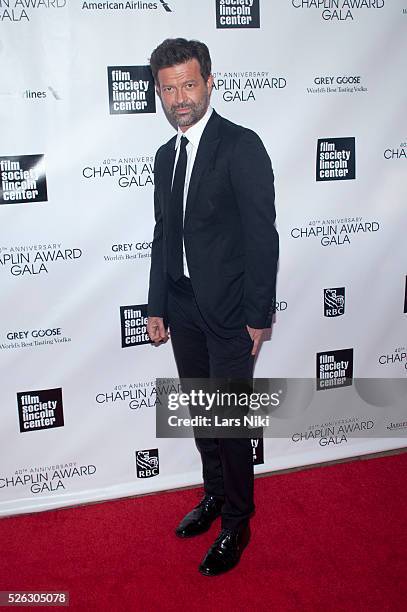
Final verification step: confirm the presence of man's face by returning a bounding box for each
[156,58,213,131]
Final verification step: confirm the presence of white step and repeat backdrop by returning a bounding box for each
[1,1,406,516]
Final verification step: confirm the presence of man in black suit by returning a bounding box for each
[147,38,279,576]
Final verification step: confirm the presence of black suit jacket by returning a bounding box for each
[148,110,279,338]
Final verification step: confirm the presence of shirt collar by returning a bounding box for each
[174,106,213,150]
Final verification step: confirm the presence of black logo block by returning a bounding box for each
[316,137,356,181]
[251,436,264,465]
[0,155,47,205]
[120,304,150,348]
[216,0,260,28]
[324,287,345,317]
[404,276,407,314]
[136,448,159,478]
[316,348,353,391]
[17,388,64,433]
[108,66,156,115]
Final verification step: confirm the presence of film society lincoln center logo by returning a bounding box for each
[0,155,47,205]
[316,348,353,390]
[316,137,355,181]
[108,66,155,115]
[17,388,64,433]
[120,304,150,347]
[136,449,159,478]
[216,0,260,28]
[251,437,263,465]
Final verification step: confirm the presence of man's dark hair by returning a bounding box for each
[150,38,212,84]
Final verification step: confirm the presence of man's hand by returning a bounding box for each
[147,317,169,345]
[246,326,264,356]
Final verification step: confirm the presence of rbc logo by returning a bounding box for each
[324,288,345,317]
[136,449,159,478]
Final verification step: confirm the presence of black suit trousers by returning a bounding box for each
[168,275,255,530]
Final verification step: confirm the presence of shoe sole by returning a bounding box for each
[175,512,222,538]
[175,523,213,538]
[198,560,239,577]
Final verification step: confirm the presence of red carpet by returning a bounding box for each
[0,452,406,612]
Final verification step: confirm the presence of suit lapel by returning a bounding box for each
[184,111,221,224]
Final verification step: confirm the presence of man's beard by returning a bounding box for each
[164,93,209,129]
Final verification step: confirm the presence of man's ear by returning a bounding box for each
[155,85,161,99]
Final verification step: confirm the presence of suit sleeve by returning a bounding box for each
[230,129,279,329]
[147,149,168,319]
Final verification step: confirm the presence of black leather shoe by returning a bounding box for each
[199,524,250,576]
[175,495,223,538]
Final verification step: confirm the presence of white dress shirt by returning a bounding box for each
[172,105,213,277]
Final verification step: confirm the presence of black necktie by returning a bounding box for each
[168,135,188,282]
